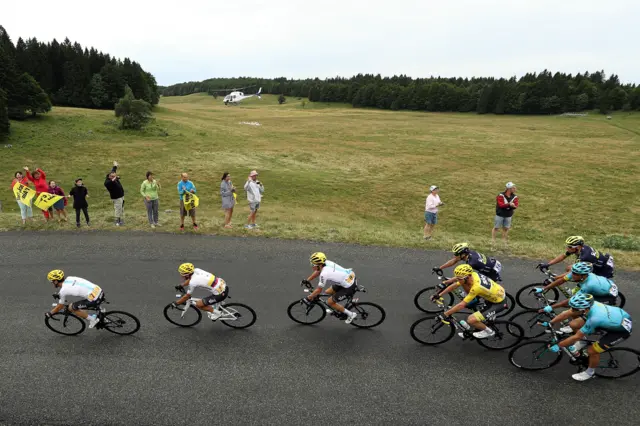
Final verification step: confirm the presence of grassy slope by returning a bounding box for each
[1,94,639,269]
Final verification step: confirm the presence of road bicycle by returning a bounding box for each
[409,299,524,350]
[163,286,256,329]
[515,266,625,310]
[45,294,140,336]
[287,281,385,328]
[413,269,515,318]
[508,323,640,379]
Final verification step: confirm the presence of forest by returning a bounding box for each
[162,71,640,115]
[0,25,159,140]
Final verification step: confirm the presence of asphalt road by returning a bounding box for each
[0,232,638,426]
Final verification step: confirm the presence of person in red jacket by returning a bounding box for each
[492,182,518,245]
[24,166,51,221]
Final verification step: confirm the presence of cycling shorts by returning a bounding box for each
[593,294,617,306]
[593,330,630,353]
[472,300,508,322]
[71,292,104,311]
[202,287,229,306]
[330,283,357,302]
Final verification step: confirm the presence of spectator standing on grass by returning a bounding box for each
[423,185,443,240]
[48,180,68,222]
[68,178,90,228]
[220,172,236,228]
[24,166,51,221]
[104,161,125,226]
[492,182,519,245]
[177,172,198,231]
[244,170,264,229]
[10,171,33,225]
[140,171,160,228]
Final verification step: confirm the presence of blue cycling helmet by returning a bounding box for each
[571,262,592,275]
[568,293,594,310]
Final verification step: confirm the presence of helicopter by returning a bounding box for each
[210,86,262,105]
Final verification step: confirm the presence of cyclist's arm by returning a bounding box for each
[438,257,460,270]
[306,270,321,282]
[50,303,65,314]
[549,309,575,325]
[438,281,461,297]
[547,253,568,266]
[542,276,566,291]
[444,300,467,317]
[175,279,192,305]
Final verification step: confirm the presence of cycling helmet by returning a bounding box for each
[47,269,65,282]
[565,235,585,247]
[568,293,594,310]
[571,262,593,275]
[310,252,327,266]
[178,263,195,276]
[454,264,474,278]
[452,242,471,256]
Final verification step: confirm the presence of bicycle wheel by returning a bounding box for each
[287,300,326,325]
[163,303,202,327]
[103,311,141,335]
[508,309,552,339]
[595,347,640,379]
[348,302,386,329]
[220,303,257,329]
[496,293,516,318]
[414,287,454,313]
[476,320,524,350]
[515,283,559,310]
[616,292,626,309]
[45,312,86,336]
[409,316,455,345]
[508,340,563,371]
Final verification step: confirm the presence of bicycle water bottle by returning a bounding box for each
[459,320,471,330]
[568,345,580,357]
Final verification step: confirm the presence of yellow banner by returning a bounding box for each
[33,192,63,210]
[12,183,37,204]
[183,192,200,211]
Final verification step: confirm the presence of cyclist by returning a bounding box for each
[536,262,619,309]
[538,236,614,278]
[432,264,507,339]
[303,252,358,324]
[45,269,103,329]
[434,242,503,282]
[174,263,228,320]
[544,293,632,381]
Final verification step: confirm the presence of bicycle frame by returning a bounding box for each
[300,281,364,319]
[173,287,240,322]
[50,293,109,327]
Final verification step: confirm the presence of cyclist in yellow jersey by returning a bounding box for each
[432,264,507,339]
[173,263,228,320]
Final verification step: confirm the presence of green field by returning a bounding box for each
[2,94,639,269]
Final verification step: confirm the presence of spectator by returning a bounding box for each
[104,161,125,226]
[492,181,519,245]
[68,178,90,228]
[10,171,33,225]
[244,170,264,229]
[177,172,198,231]
[140,171,160,228]
[424,185,444,240]
[220,172,236,228]
[24,166,51,221]
[48,180,68,222]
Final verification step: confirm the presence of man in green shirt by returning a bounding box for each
[140,171,160,228]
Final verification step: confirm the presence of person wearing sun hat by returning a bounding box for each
[423,185,444,240]
[244,170,264,229]
[492,181,518,245]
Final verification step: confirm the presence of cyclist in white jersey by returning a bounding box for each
[46,269,103,328]
[174,263,228,320]
[303,252,358,324]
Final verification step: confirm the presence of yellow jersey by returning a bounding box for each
[462,272,505,304]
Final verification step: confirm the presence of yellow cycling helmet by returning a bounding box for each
[454,264,474,278]
[310,252,327,266]
[47,269,65,282]
[452,242,471,256]
[565,236,585,247]
[178,263,195,276]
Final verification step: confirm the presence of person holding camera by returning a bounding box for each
[243,170,264,229]
[220,172,236,228]
[424,185,444,240]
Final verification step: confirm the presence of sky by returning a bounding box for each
[3,0,640,86]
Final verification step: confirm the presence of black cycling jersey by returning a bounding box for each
[566,245,614,278]
[466,251,501,281]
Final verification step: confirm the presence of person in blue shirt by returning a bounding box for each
[545,293,632,381]
[177,172,198,231]
[536,262,619,310]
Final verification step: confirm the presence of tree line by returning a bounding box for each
[0,25,159,141]
[162,71,640,115]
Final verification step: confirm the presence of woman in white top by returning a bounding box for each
[424,185,444,240]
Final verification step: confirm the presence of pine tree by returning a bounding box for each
[88,73,108,108]
[114,85,153,130]
[0,88,9,140]
[18,73,51,116]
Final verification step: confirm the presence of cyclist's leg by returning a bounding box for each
[568,317,586,331]
[70,299,92,319]
[587,330,631,369]
[326,285,345,312]
[197,288,228,313]
[468,301,506,331]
